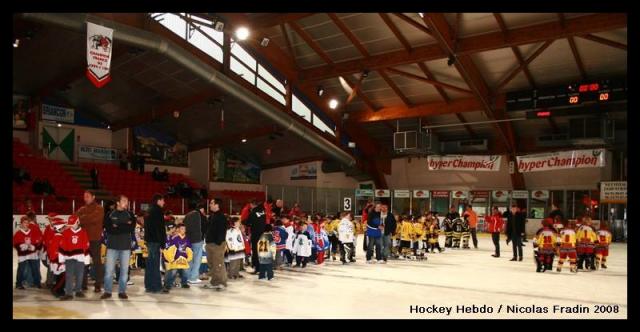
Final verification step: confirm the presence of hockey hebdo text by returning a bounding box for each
[409,304,620,316]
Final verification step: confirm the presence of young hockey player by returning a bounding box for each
[411,217,426,259]
[283,216,295,266]
[398,216,413,259]
[443,217,454,248]
[162,223,193,292]
[595,221,612,270]
[225,217,245,279]
[58,215,90,301]
[428,217,444,253]
[452,218,464,249]
[14,216,43,289]
[461,215,471,249]
[556,220,578,273]
[42,212,58,288]
[326,216,340,261]
[576,217,597,271]
[292,221,312,268]
[257,224,276,281]
[533,218,557,272]
[337,212,356,264]
[272,219,288,270]
[48,218,67,297]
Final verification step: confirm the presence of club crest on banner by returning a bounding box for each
[86,22,114,88]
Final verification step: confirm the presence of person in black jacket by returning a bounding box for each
[143,193,166,293]
[380,204,396,262]
[244,201,266,274]
[204,198,228,290]
[101,195,135,299]
[504,204,525,261]
[90,167,99,189]
[183,200,206,284]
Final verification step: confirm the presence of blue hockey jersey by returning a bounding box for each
[273,226,288,250]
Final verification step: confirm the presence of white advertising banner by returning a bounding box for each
[451,190,468,199]
[427,155,502,171]
[375,189,390,198]
[511,190,529,199]
[79,145,118,161]
[531,190,550,200]
[393,190,411,198]
[86,22,114,88]
[41,104,74,123]
[516,149,605,173]
[413,190,430,198]
[492,190,510,202]
[600,181,627,204]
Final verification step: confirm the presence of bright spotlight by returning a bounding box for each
[329,99,339,110]
[235,27,250,41]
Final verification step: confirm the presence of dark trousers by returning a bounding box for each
[91,178,98,189]
[339,242,355,262]
[258,263,274,280]
[470,228,478,248]
[363,234,368,251]
[491,232,500,256]
[511,234,523,259]
[144,242,162,292]
[251,237,260,271]
[295,256,308,267]
[329,235,339,254]
[16,259,41,288]
[65,260,85,295]
[366,236,383,261]
[283,250,293,265]
[83,241,104,289]
[51,273,65,297]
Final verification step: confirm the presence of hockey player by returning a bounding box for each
[162,223,193,292]
[326,216,340,261]
[226,217,245,279]
[452,218,464,249]
[337,212,356,264]
[14,216,43,289]
[595,221,612,270]
[556,220,578,273]
[292,221,312,268]
[461,216,471,249]
[283,216,295,266]
[576,217,597,271]
[398,216,413,259]
[443,217,454,248]
[42,212,58,288]
[272,219,288,270]
[533,218,557,272]
[552,215,564,233]
[48,218,67,297]
[428,218,444,253]
[257,224,276,281]
[58,215,90,300]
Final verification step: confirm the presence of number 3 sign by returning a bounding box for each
[343,197,352,211]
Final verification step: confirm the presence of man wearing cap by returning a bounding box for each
[75,190,105,292]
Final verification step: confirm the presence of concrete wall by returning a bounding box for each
[111,128,128,151]
[261,161,358,189]
[189,148,209,186]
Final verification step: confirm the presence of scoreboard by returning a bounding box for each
[506,78,627,112]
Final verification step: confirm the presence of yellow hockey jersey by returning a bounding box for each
[596,229,612,246]
[535,228,558,250]
[412,222,426,241]
[400,221,414,241]
[576,225,597,244]
[558,228,577,249]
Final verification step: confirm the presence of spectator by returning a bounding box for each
[119,153,128,170]
[380,204,396,262]
[138,155,145,175]
[75,190,105,293]
[504,204,525,261]
[42,179,55,196]
[32,178,44,195]
[272,199,284,218]
[161,169,169,181]
[463,205,479,249]
[101,195,135,300]
[366,203,383,263]
[89,167,99,189]
[152,167,161,181]
[17,198,34,215]
[143,193,167,294]
[204,198,228,290]
[486,206,504,258]
[184,201,205,285]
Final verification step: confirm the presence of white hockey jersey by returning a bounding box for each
[284,225,295,251]
[292,232,312,257]
[338,218,355,244]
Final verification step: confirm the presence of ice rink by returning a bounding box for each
[13,234,627,319]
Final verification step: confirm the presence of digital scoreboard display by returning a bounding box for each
[506,79,627,112]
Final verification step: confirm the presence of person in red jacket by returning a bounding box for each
[48,218,67,297]
[14,216,43,289]
[486,206,505,258]
[58,215,90,301]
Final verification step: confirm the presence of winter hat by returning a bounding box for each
[67,215,80,226]
[53,218,66,232]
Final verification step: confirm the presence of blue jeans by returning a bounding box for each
[144,242,162,292]
[258,263,273,280]
[187,241,204,282]
[65,260,85,295]
[16,259,41,288]
[104,249,131,294]
[382,234,392,260]
[165,269,188,288]
[366,236,383,261]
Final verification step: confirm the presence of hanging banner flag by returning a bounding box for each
[86,22,114,88]
[511,190,529,199]
[375,189,390,198]
[516,149,605,173]
[427,155,502,171]
[492,190,509,202]
[393,190,410,198]
[531,190,550,200]
[431,191,450,199]
[600,181,627,204]
[413,190,430,198]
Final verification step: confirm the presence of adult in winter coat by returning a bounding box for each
[143,194,166,293]
[485,206,505,257]
[504,205,526,261]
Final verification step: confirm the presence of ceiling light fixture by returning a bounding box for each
[317,86,324,97]
[260,37,270,47]
[235,27,250,41]
[57,123,62,127]
[418,13,424,18]
[241,138,247,143]
[13,38,19,48]
[329,99,339,110]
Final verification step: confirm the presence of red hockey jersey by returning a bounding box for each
[47,233,65,275]
[59,227,90,263]
[13,227,42,262]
